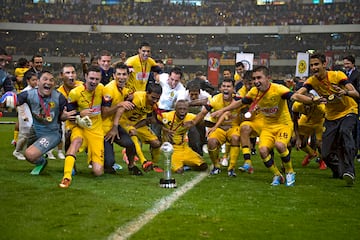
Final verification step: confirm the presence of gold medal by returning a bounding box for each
[46,116,52,122]
[328,94,335,101]
[244,112,252,119]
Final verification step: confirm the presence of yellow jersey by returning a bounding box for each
[68,83,104,133]
[119,91,154,127]
[125,55,158,92]
[158,111,196,145]
[304,71,358,120]
[102,80,132,133]
[246,83,292,126]
[206,93,241,126]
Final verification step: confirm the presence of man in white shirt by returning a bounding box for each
[158,67,186,111]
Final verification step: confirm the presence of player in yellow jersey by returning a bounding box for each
[191,78,241,177]
[213,66,297,186]
[106,83,163,173]
[158,100,208,173]
[292,91,326,169]
[102,63,142,175]
[56,64,84,160]
[59,66,105,188]
[125,42,162,92]
[292,53,359,186]
[236,70,264,174]
[234,61,245,92]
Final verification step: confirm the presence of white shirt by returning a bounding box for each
[17,85,35,132]
[158,73,186,111]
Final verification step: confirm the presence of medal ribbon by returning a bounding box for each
[320,72,336,95]
[139,55,147,79]
[248,84,271,112]
[170,113,184,131]
[37,90,51,118]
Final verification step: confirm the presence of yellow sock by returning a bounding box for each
[64,155,75,180]
[13,130,19,141]
[264,154,281,176]
[228,146,240,170]
[208,147,220,168]
[131,136,147,164]
[280,149,294,173]
[303,145,315,155]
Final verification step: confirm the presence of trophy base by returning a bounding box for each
[159,178,177,188]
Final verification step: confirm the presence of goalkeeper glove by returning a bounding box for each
[75,115,92,128]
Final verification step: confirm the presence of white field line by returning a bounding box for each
[109,172,208,240]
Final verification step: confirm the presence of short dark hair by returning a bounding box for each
[39,70,53,78]
[98,50,111,58]
[139,42,151,49]
[114,63,129,74]
[61,64,75,73]
[222,78,235,87]
[243,70,253,81]
[17,58,28,68]
[235,62,245,68]
[31,54,43,62]
[253,66,270,77]
[146,83,162,95]
[169,67,183,79]
[87,65,101,74]
[310,53,326,64]
[343,55,355,64]
[23,71,37,82]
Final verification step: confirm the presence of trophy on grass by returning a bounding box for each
[159,142,176,188]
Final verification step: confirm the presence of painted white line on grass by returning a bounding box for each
[109,172,208,240]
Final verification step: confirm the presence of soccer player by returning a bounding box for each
[292,91,327,169]
[102,63,142,175]
[158,100,208,173]
[59,66,105,188]
[292,53,359,186]
[191,78,241,177]
[106,83,163,173]
[56,64,84,159]
[236,70,263,174]
[7,71,76,175]
[234,61,245,92]
[125,42,162,92]
[212,66,296,186]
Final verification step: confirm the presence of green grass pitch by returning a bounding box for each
[1,117,360,240]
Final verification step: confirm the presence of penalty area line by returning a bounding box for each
[109,171,208,240]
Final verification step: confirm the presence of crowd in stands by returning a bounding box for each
[0,1,359,26]
[2,30,358,61]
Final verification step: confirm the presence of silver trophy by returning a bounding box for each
[159,142,176,188]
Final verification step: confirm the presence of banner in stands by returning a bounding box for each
[260,52,270,67]
[295,52,309,77]
[236,53,254,70]
[207,52,220,86]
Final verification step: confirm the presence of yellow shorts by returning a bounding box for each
[71,127,104,165]
[208,126,240,145]
[123,125,158,143]
[259,123,293,149]
[171,144,205,171]
[298,123,323,141]
[240,116,264,137]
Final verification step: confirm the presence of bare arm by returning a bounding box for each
[211,99,242,119]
